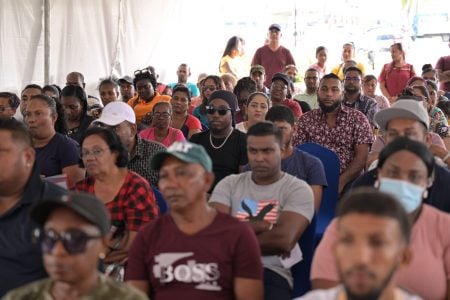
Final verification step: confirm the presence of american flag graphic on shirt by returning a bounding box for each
[236,198,280,224]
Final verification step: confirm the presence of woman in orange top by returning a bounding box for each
[127,69,170,124]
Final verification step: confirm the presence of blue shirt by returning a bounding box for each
[0,167,67,296]
[168,82,200,97]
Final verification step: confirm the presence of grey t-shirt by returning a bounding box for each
[210,171,314,287]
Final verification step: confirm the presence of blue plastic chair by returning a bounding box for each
[152,186,168,214]
[297,143,340,243]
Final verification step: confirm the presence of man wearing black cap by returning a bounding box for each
[251,24,296,88]
[4,192,147,299]
[0,119,67,297]
[270,73,303,118]
[118,76,135,103]
[190,90,248,190]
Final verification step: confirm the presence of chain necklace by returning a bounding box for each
[209,128,234,149]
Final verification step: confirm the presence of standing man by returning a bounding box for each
[210,122,314,300]
[435,37,450,94]
[118,76,136,103]
[270,73,302,118]
[294,68,320,109]
[168,63,200,97]
[252,24,296,88]
[293,73,374,194]
[0,119,67,297]
[93,101,166,186]
[342,66,379,128]
[299,189,420,300]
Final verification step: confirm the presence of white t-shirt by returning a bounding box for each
[297,285,423,300]
[210,171,314,287]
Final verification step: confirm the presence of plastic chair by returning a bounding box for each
[152,186,168,214]
[297,143,340,243]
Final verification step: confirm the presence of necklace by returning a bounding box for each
[209,128,233,149]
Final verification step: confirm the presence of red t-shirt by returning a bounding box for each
[125,212,262,300]
[378,63,415,97]
[435,55,450,92]
[251,45,296,87]
[280,98,303,118]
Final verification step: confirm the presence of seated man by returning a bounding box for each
[269,73,302,118]
[4,192,147,299]
[126,141,263,299]
[299,188,420,299]
[210,122,314,300]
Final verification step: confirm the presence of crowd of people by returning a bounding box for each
[1,23,450,300]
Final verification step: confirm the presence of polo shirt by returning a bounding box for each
[127,93,171,123]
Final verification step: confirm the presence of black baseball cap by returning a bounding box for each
[269,24,281,31]
[31,192,111,236]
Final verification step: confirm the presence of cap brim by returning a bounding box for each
[118,79,133,84]
[31,200,73,227]
[92,115,126,126]
[375,108,428,131]
[151,151,203,171]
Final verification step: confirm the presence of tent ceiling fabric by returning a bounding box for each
[0,0,224,95]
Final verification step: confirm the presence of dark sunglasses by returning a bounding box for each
[33,228,101,255]
[202,85,216,92]
[206,106,231,116]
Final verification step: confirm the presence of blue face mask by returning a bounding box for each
[378,178,424,213]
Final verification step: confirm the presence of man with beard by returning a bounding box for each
[190,90,247,190]
[343,67,378,128]
[298,188,421,300]
[293,73,374,194]
[210,122,314,300]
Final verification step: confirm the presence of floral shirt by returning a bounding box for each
[293,105,374,173]
[429,106,449,137]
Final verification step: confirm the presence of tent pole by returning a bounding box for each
[44,0,50,85]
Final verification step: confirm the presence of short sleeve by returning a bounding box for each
[378,64,388,83]
[354,112,374,145]
[293,115,309,147]
[58,137,80,169]
[370,135,385,153]
[125,224,151,280]
[189,83,200,97]
[357,62,366,75]
[310,219,340,281]
[304,154,328,187]
[286,49,296,66]
[232,222,263,279]
[283,179,314,222]
[210,176,235,207]
[186,115,202,131]
[174,129,186,143]
[435,57,444,70]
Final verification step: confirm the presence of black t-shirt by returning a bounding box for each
[190,129,247,189]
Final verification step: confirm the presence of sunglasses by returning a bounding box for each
[33,228,101,255]
[134,69,152,76]
[202,85,216,92]
[206,106,231,116]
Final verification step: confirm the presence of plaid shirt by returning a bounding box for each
[343,93,379,128]
[128,136,166,187]
[73,171,158,231]
[293,105,374,173]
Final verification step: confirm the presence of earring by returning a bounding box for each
[98,252,106,260]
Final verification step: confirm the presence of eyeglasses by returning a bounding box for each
[271,84,287,90]
[134,69,152,76]
[33,228,101,255]
[153,112,171,119]
[202,85,216,92]
[80,148,107,159]
[0,107,13,113]
[206,106,231,115]
[344,77,361,82]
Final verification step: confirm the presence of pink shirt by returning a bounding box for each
[378,63,415,97]
[311,205,450,300]
[139,127,185,147]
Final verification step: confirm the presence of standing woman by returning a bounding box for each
[193,75,225,128]
[219,36,244,79]
[378,43,416,104]
[24,94,85,188]
[139,102,185,148]
[235,92,270,133]
[309,46,328,78]
[61,85,94,143]
[74,127,159,279]
[170,84,202,139]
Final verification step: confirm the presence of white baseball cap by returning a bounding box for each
[93,101,136,126]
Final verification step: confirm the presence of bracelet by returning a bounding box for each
[442,152,450,164]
